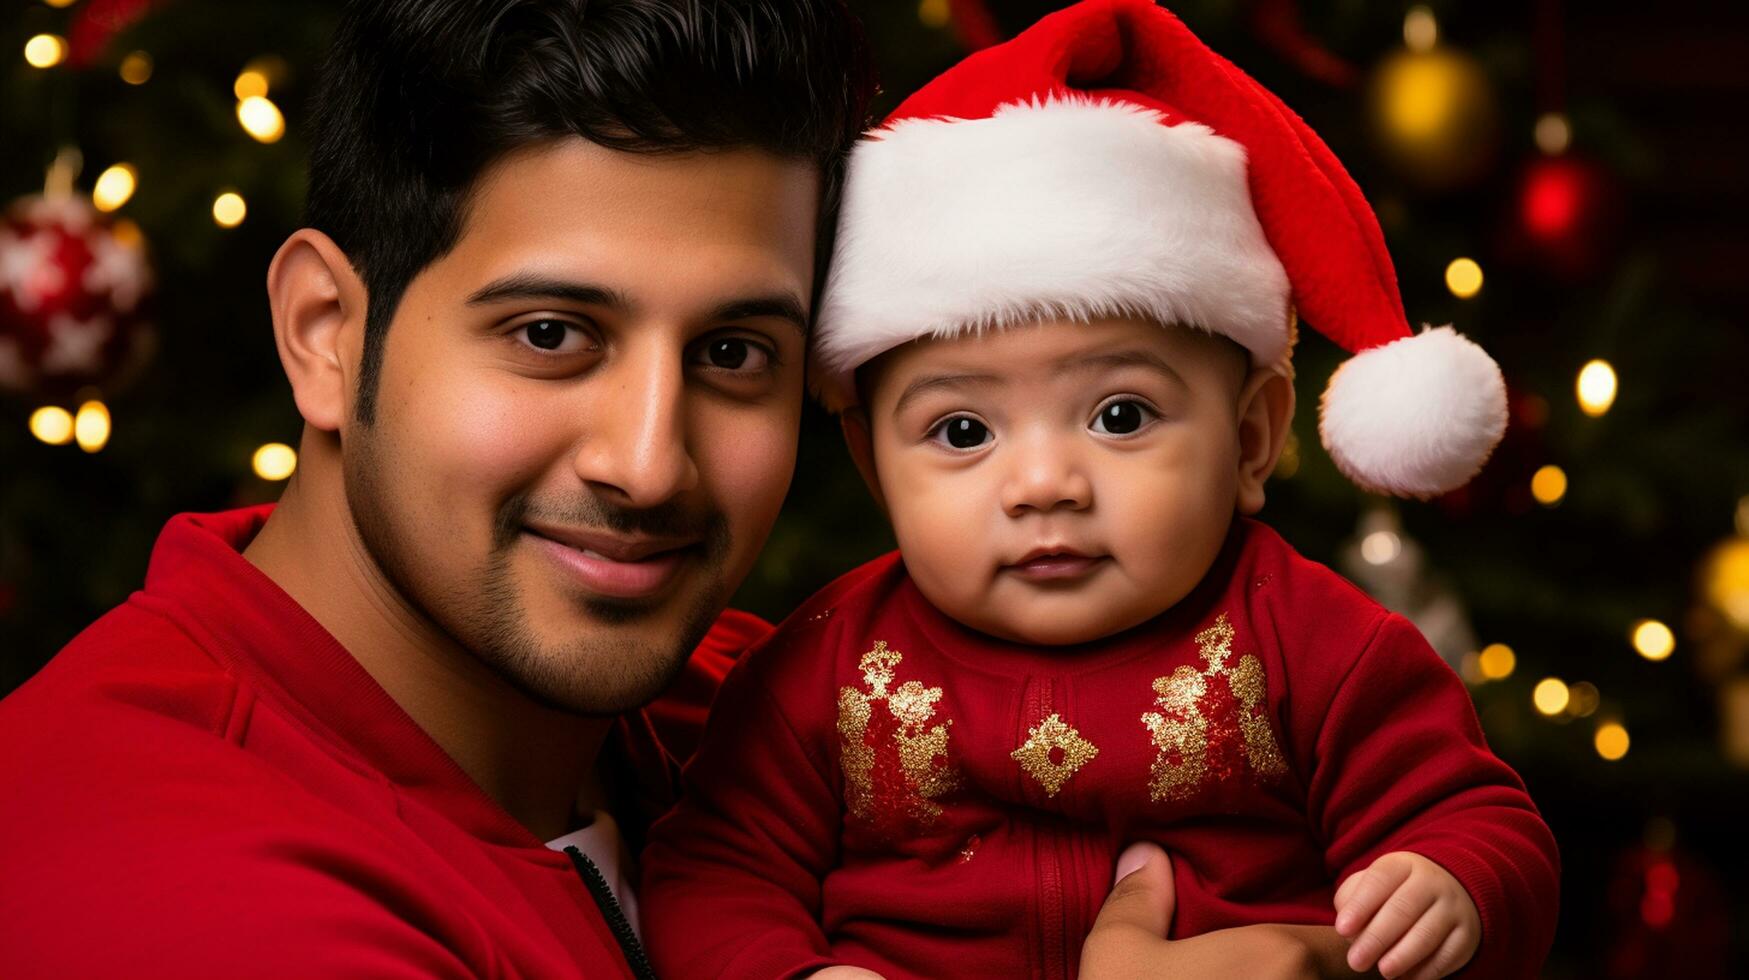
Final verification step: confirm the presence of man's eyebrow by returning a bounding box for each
[1061,348,1187,386]
[708,294,809,336]
[465,274,631,310]
[893,371,1001,415]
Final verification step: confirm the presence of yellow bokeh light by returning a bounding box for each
[917,0,950,28]
[74,400,110,453]
[1531,464,1567,506]
[1632,619,1675,661]
[1445,257,1483,299]
[252,442,298,481]
[234,69,270,101]
[91,163,137,212]
[1533,677,1570,716]
[1360,530,1401,565]
[25,34,68,69]
[1703,538,1749,632]
[45,0,79,7]
[1577,359,1617,416]
[1567,681,1600,718]
[1735,495,1749,538]
[1479,643,1517,680]
[119,51,153,85]
[1535,112,1571,155]
[1403,6,1438,53]
[236,95,285,143]
[212,191,247,228]
[1595,721,1630,761]
[29,406,75,445]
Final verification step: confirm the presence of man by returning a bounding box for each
[0,1,1361,976]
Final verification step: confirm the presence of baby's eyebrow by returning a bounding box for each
[1060,349,1186,386]
[892,371,1000,415]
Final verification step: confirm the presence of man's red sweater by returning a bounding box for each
[641,517,1560,979]
[0,507,767,978]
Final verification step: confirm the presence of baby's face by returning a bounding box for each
[860,316,1253,646]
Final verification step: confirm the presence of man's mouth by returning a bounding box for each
[523,523,699,601]
[1002,546,1109,583]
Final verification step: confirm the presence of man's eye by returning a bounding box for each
[518,319,589,353]
[691,337,773,373]
[1090,399,1157,436]
[930,416,992,450]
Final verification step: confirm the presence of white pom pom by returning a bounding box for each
[1318,326,1508,498]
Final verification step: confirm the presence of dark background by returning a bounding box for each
[4,1,1748,975]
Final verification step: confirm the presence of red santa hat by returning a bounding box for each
[813,0,1507,499]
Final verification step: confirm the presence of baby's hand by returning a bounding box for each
[808,967,886,980]
[1333,851,1479,979]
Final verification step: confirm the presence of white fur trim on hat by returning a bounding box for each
[813,96,1292,406]
[1318,326,1508,498]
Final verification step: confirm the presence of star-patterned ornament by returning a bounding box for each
[0,193,153,396]
[1011,712,1099,797]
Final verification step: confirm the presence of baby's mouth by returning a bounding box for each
[1003,547,1110,583]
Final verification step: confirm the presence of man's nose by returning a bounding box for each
[570,336,701,508]
[1000,430,1093,516]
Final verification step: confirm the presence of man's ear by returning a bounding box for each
[839,407,889,515]
[265,228,367,433]
[1235,368,1296,516]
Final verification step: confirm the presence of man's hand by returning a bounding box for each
[1082,843,1369,979]
[1333,851,1479,979]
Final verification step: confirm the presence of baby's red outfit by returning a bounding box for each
[642,517,1559,979]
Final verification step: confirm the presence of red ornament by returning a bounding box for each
[1507,155,1621,279]
[0,194,154,397]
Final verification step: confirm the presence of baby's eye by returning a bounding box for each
[930,415,992,450]
[1090,399,1157,436]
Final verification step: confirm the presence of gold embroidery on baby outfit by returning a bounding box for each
[1141,613,1286,802]
[837,641,959,836]
[1011,712,1099,797]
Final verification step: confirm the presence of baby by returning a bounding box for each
[641,2,1558,978]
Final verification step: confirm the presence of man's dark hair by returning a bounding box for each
[304,0,876,423]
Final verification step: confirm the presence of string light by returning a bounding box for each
[1403,6,1438,53]
[1576,359,1617,416]
[1632,619,1675,662]
[252,443,298,481]
[25,34,68,69]
[29,406,75,445]
[1360,530,1402,565]
[1531,464,1567,506]
[212,191,247,228]
[1535,112,1572,155]
[74,400,111,453]
[1595,720,1630,761]
[91,164,138,212]
[236,96,285,143]
[119,51,153,85]
[1478,643,1516,680]
[1444,257,1483,299]
[1533,677,1570,716]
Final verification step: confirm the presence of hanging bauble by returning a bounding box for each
[1603,833,1731,979]
[1367,46,1500,189]
[1504,154,1622,280]
[0,194,155,398]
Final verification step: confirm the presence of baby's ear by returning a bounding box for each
[839,408,889,515]
[1234,369,1296,516]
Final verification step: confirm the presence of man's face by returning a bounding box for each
[345,139,816,714]
[863,316,1250,646]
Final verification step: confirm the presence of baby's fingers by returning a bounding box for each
[1334,857,1412,938]
[1345,883,1436,973]
[1396,917,1478,980]
[1376,904,1457,979]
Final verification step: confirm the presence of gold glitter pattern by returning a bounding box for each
[1141,613,1286,802]
[836,641,959,835]
[1010,713,1100,797]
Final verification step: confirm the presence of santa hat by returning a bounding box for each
[813,0,1507,499]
